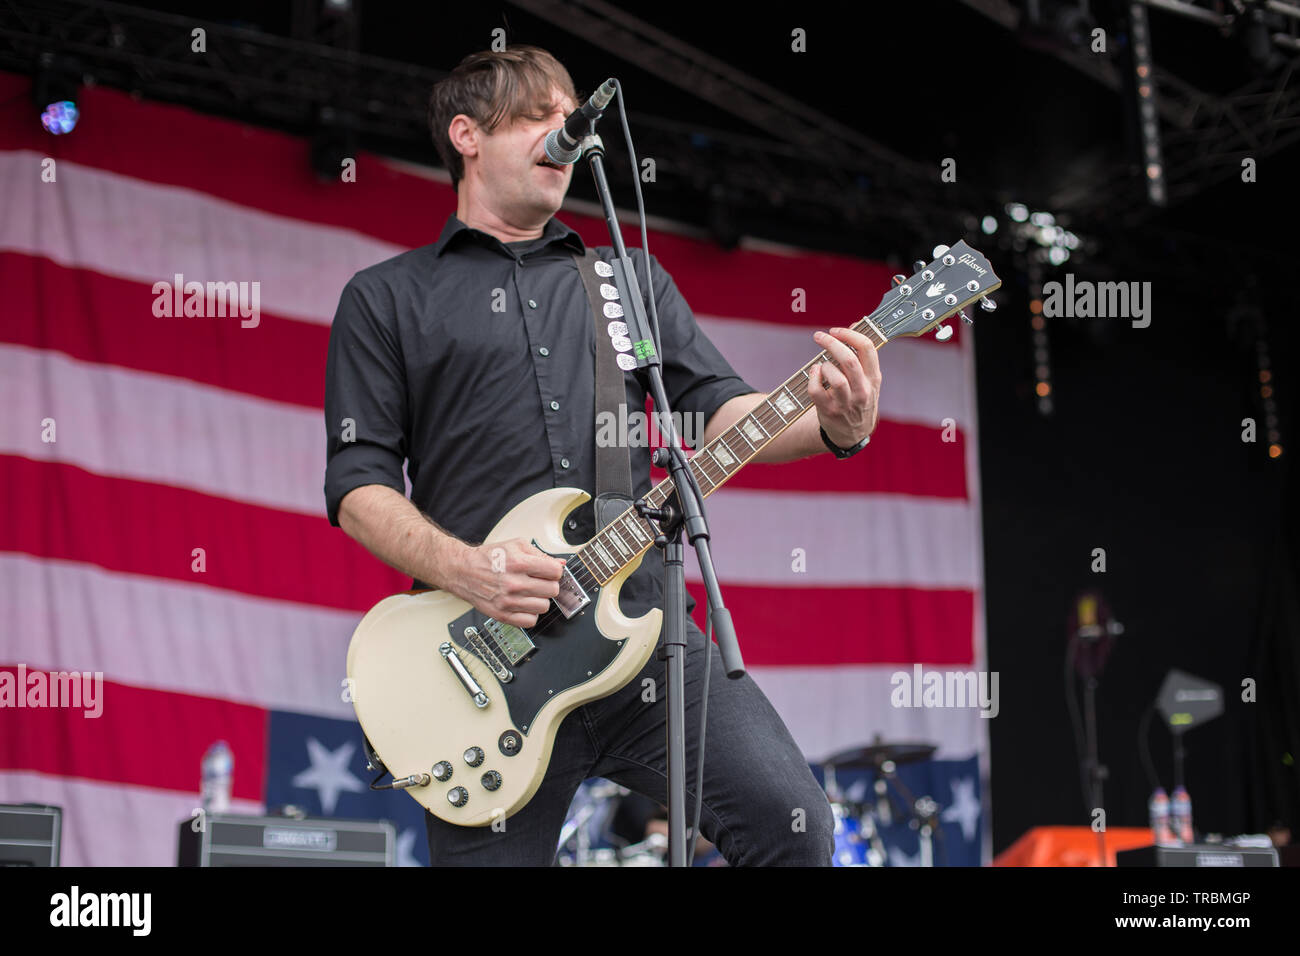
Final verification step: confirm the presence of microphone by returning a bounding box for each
[544,78,617,165]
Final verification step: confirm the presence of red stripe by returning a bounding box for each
[4,252,967,499]
[0,71,966,342]
[0,667,266,799]
[0,251,329,409]
[688,584,975,666]
[0,457,971,662]
[0,456,408,612]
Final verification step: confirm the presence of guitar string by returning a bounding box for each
[480,282,932,644]
[554,317,882,595]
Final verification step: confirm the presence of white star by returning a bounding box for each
[941,776,981,842]
[291,737,365,814]
[394,827,422,867]
[888,845,923,867]
[844,779,870,803]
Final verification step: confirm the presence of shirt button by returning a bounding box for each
[550,400,560,411]
[538,347,549,356]
[567,519,578,530]
[528,299,538,309]
[560,458,570,469]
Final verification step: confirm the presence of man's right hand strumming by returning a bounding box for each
[450,538,566,629]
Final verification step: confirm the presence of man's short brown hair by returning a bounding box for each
[428,45,579,190]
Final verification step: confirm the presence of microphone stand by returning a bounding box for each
[577,132,743,867]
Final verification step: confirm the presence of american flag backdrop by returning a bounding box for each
[0,73,989,866]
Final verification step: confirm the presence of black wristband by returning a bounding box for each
[820,425,871,459]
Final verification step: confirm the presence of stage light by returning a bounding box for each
[1030,211,1055,227]
[40,100,78,134]
[981,215,998,234]
[1048,246,1069,266]
[1129,2,1166,207]
[1006,203,1028,222]
[33,51,82,136]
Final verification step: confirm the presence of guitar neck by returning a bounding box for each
[574,315,890,585]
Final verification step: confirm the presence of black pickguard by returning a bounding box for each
[447,581,626,735]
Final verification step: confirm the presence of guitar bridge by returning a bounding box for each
[462,626,512,683]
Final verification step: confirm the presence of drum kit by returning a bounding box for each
[555,778,674,867]
[555,737,944,867]
[822,739,944,867]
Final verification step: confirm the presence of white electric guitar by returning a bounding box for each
[346,241,1001,826]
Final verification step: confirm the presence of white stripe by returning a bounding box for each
[697,316,972,430]
[749,666,985,762]
[685,489,978,589]
[0,150,403,326]
[0,344,326,516]
[0,771,263,867]
[0,553,358,719]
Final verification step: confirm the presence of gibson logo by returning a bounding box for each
[957,253,987,277]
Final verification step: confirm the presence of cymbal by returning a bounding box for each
[823,742,937,770]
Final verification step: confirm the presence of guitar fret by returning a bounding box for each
[623,516,647,546]
[608,528,631,560]
[576,552,601,581]
[742,416,769,444]
[767,397,787,424]
[591,540,616,573]
[732,424,755,452]
[774,386,800,418]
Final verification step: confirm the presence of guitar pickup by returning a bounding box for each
[462,626,513,683]
[553,562,590,619]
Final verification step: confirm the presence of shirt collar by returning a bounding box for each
[433,214,586,257]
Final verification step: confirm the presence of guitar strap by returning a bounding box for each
[571,249,634,531]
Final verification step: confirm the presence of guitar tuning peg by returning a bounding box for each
[932,244,950,258]
[912,260,927,274]
[979,296,997,312]
[959,310,973,325]
[892,274,907,286]
[934,324,954,342]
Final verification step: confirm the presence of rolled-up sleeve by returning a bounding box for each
[640,252,758,444]
[323,275,409,526]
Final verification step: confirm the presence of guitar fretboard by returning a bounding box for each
[574,315,889,585]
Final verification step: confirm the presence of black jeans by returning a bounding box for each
[424,620,835,866]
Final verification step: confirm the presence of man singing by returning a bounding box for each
[324,45,881,866]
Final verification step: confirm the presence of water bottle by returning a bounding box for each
[200,740,234,813]
[1148,787,1173,845]
[1171,785,1194,845]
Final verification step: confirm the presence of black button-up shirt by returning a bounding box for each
[324,213,757,618]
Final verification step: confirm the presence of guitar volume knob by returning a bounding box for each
[432,761,453,782]
[447,787,469,807]
[481,771,502,792]
[464,746,485,767]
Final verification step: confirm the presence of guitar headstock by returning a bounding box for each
[870,241,1002,342]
